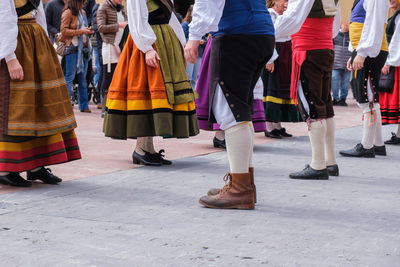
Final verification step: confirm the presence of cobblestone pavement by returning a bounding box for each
[0,124,399,266]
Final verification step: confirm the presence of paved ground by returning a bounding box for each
[0,117,399,266]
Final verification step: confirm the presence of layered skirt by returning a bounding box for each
[103,24,199,138]
[380,67,400,124]
[0,19,81,172]
[195,37,267,132]
[262,41,301,122]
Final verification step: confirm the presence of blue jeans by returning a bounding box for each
[331,69,350,101]
[64,51,89,111]
[93,47,101,86]
[186,57,202,89]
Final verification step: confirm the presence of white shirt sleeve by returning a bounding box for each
[274,0,315,40]
[356,0,389,58]
[386,15,400,67]
[189,0,225,41]
[267,48,279,64]
[36,1,48,36]
[332,8,341,38]
[169,11,186,47]
[127,0,157,53]
[1,0,18,62]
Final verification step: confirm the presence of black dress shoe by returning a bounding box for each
[132,151,162,166]
[151,149,172,165]
[265,129,282,139]
[339,143,375,158]
[327,164,339,176]
[339,99,348,106]
[213,137,226,148]
[27,168,62,184]
[277,128,292,137]
[374,145,387,156]
[289,165,329,180]
[332,99,341,106]
[0,172,32,187]
[384,132,400,145]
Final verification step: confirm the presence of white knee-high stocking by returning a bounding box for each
[325,118,337,166]
[361,110,376,149]
[225,122,253,173]
[373,106,384,147]
[309,120,327,170]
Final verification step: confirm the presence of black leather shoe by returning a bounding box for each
[289,165,329,180]
[278,128,292,137]
[384,132,400,145]
[339,143,375,158]
[374,145,387,156]
[339,99,348,106]
[213,137,226,148]
[0,172,32,187]
[332,99,341,106]
[327,164,339,176]
[27,168,62,184]
[265,129,282,139]
[132,151,162,166]
[151,149,172,165]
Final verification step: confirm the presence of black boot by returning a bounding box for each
[289,165,329,180]
[151,149,172,165]
[132,150,162,166]
[27,168,62,184]
[213,137,226,148]
[374,145,387,156]
[384,133,400,145]
[339,143,375,158]
[327,164,339,176]
[0,172,32,187]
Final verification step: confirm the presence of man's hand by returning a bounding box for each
[7,58,24,80]
[382,64,390,75]
[184,40,201,64]
[145,49,160,68]
[352,54,366,71]
[265,62,275,72]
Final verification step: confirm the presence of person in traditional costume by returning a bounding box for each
[195,36,267,149]
[185,0,275,209]
[271,0,340,180]
[0,0,81,187]
[339,0,389,158]
[380,0,400,145]
[102,0,199,166]
[262,0,301,139]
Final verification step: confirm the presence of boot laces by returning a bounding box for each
[219,173,232,195]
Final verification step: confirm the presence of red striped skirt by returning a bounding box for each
[380,67,400,124]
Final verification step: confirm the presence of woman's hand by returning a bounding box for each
[7,59,24,80]
[145,50,160,68]
[265,62,275,72]
[382,65,391,75]
[352,54,365,71]
[119,21,128,29]
[184,40,200,64]
[81,27,94,35]
[346,57,353,71]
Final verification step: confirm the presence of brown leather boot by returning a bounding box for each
[207,168,257,203]
[199,173,255,209]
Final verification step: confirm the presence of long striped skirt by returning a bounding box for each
[0,19,81,172]
[380,67,400,124]
[103,25,199,139]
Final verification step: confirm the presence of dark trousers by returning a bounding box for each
[100,63,117,110]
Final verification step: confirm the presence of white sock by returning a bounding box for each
[325,118,337,166]
[225,122,253,173]
[273,122,282,130]
[0,172,10,176]
[266,122,275,132]
[214,130,225,141]
[30,167,42,172]
[361,111,376,149]
[249,122,255,168]
[373,107,384,147]
[309,120,327,170]
[397,124,400,138]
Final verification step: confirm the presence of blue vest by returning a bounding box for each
[350,0,366,23]
[216,0,274,36]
